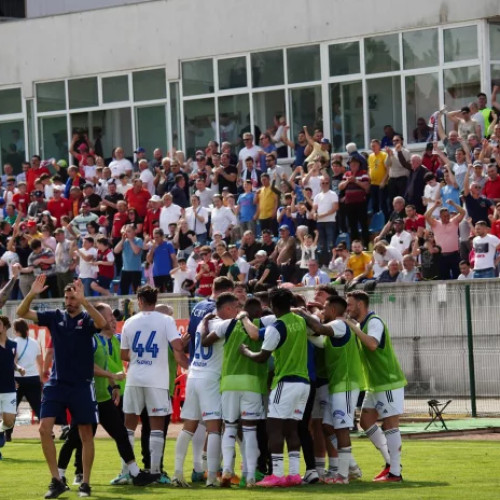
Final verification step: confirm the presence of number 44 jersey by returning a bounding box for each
[121,311,181,390]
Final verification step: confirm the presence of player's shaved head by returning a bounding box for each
[244,297,262,320]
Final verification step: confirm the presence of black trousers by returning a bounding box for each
[140,407,171,471]
[58,399,134,474]
[439,251,460,280]
[344,202,370,248]
[257,419,271,475]
[153,275,173,293]
[15,376,41,419]
[40,274,59,299]
[298,384,316,471]
[120,271,142,296]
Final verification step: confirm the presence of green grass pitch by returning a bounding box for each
[0,437,497,499]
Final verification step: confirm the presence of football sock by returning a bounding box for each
[330,434,338,450]
[385,428,402,476]
[366,424,390,465]
[338,447,351,479]
[222,424,237,473]
[328,456,339,472]
[271,453,284,477]
[242,426,258,480]
[349,454,359,469]
[237,434,247,477]
[128,461,140,477]
[150,430,164,474]
[315,456,326,475]
[0,421,13,431]
[58,468,66,479]
[288,451,300,476]
[192,424,205,473]
[202,452,208,473]
[175,429,193,477]
[207,432,221,481]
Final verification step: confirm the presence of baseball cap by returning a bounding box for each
[255,250,268,258]
[52,185,63,191]
[393,218,404,224]
[107,179,116,185]
[320,138,331,145]
[34,190,44,197]
[279,225,290,231]
[461,106,471,114]
[195,149,204,156]
[0,198,5,205]
[83,183,94,189]
[42,210,51,216]
[134,147,146,154]
[78,143,88,151]
[150,195,161,202]
[27,220,37,228]
[213,231,223,237]
[473,161,483,168]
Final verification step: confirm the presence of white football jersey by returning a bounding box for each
[121,311,181,390]
[189,317,235,381]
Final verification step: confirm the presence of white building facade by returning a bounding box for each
[0,0,499,171]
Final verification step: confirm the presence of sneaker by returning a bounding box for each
[302,469,319,484]
[206,478,220,487]
[61,477,71,491]
[230,474,240,485]
[246,477,256,488]
[321,468,337,482]
[239,476,247,488]
[349,465,363,480]
[285,474,302,486]
[220,471,232,488]
[255,470,265,482]
[172,476,191,488]
[155,471,171,485]
[324,473,349,485]
[44,478,67,499]
[73,474,83,486]
[110,472,132,485]
[191,469,205,482]
[256,474,285,487]
[5,430,12,442]
[78,482,91,497]
[374,472,403,483]
[0,431,5,448]
[373,464,390,481]
[132,470,160,486]
[59,426,70,441]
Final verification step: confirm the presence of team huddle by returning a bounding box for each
[0,274,407,498]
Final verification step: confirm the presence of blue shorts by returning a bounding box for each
[96,276,112,290]
[41,382,99,425]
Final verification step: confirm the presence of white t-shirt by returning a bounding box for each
[373,246,403,277]
[83,165,97,181]
[472,234,500,270]
[0,250,20,279]
[117,183,132,196]
[236,257,250,282]
[314,190,339,223]
[14,336,41,377]
[424,183,440,217]
[211,206,237,235]
[195,188,215,209]
[366,316,385,344]
[389,231,413,255]
[238,146,260,167]
[299,243,317,269]
[307,319,348,348]
[78,247,98,279]
[189,317,234,381]
[185,206,209,235]
[159,204,182,232]
[121,311,181,390]
[305,175,322,198]
[140,169,155,195]
[109,158,133,178]
[173,268,196,293]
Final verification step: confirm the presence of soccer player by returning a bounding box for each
[345,290,407,482]
[17,276,107,499]
[120,286,188,480]
[0,315,26,459]
[240,288,309,487]
[297,295,364,484]
[173,292,241,488]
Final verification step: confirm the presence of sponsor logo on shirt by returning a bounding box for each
[151,407,168,413]
[294,409,303,415]
[136,359,153,365]
[202,411,221,417]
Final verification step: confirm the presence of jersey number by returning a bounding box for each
[132,331,159,358]
[194,332,212,360]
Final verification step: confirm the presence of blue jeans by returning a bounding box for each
[81,277,95,297]
[473,267,496,279]
[196,233,208,245]
[317,221,336,267]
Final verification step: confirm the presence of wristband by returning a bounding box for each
[112,385,121,390]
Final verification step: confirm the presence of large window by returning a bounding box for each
[0,88,22,115]
[287,45,321,84]
[364,34,400,74]
[444,66,481,110]
[36,81,66,112]
[218,57,247,90]
[182,60,214,96]
[68,78,98,109]
[136,106,167,154]
[406,74,439,143]
[329,42,360,76]
[102,75,129,103]
[133,69,166,101]
[252,91,285,141]
[403,29,439,69]
[289,87,322,146]
[184,98,215,157]
[38,116,67,160]
[444,26,478,62]
[251,51,284,88]
[218,95,249,146]
[0,120,25,172]
[367,76,402,141]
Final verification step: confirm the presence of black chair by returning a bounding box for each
[425,399,452,430]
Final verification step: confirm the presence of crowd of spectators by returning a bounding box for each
[0,88,500,298]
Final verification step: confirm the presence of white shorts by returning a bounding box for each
[181,377,221,421]
[361,388,404,419]
[311,384,330,420]
[0,392,16,415]
[268,381,310,421]
[123,386,171,417]
[323,389,360,429]
[221,391,265,422]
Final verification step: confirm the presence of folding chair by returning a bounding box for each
[425,399,452,430]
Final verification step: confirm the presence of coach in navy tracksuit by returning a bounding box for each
[17,275,106,499]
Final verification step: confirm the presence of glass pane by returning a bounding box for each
[330,82,364,152]
[0,120,25,172]
[444,26,478,62]
[170,82,182,149]
[0,88,22,115]
[68,77,98,109]
[444,66,480,110]
[329,42,360,76]
[133,69,166,101]
[252,90,285,144]
[367,76,402,142]
[218,57,247,90]
[218,95,249,146]
[94,109,133,161]
[364,34,400,74]
[403,29,438,69]
[36,81,66,112]
[102,75,129,103]
[182,59,214,96]
[136,106,167,155]
[39,116,68,160]
[251,50,284,87]
[492,64,500,88]
[490,24,500,60]
[183,98,215,157]
[289,86,322,147]
[26,99,36,157]
[405,73,439,143]
[287,45,320,83]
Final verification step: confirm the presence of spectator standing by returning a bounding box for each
[389,219,413,255]
[463,166,493,225]
[75,236,98,297]
[471,221,500,278]
[237,134,260,174]
[138,159,155,195]
[482,164,500,204]
[368,139,389,218]
[412,233,441,280]
[210,195,236,240]
[54,228,76,297]
[47,187,72,227]
[109,147,133,178]
[270,225,296,283]
[114,225,145,295]
[195,246,217,297]
[185,195,209,245]
[71,202,98,237]
[255,173,279,235]
[214,153,238,195]
[27,239,57,298]
[347,240,373,280]
[170,258,196,294]
[401,154,428,214]
[194,178,215,209]
[26,155,50,193]
[146,228,177,293]
[159,194,183,234]
[386,137,410,202]
[125,178,151,218]
[89,237,115,296]
[170,174,189,209]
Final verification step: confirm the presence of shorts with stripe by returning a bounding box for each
[323,389,360,429]
[221,391,265,422]
[267,381,310,421]
[0,392,16,415]
[361,387,404,418]
[311,383,330,420]
[41,382,99,425]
